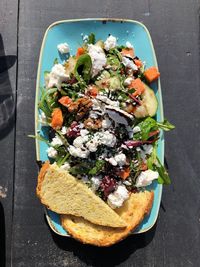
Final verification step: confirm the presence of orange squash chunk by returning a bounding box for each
[144,66,160,82]
[51,108,63,130]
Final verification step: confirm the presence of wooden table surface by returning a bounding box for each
[0,0,200,266]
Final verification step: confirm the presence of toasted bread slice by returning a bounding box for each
[37,162,127,228]
[61,191,154,246]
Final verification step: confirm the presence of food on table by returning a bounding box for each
[35,32,174,246]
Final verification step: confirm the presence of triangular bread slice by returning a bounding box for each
[61,190,154,246]
[37,161,127,228]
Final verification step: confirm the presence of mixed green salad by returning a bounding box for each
[33,33,174,209]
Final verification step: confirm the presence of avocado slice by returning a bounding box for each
[133,84,158,118]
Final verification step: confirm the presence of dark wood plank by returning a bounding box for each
[0,0,18,266]
[13,0,200,266]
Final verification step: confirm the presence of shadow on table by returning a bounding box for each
[0,34,16,140]
[0,202,5,267]
[51,222,157,267]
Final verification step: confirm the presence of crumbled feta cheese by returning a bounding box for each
[68,145,89,158]
[126,41,133,48]
[47,64,68,89]
[133,126,141,133]
[91,175,102,191]
[102,117,112,129]
[123,180,132,186]
[124,77,134,86]
[135,170,159,187]
[98,131,116,147]
[143,144,153,155]
[47,147,57,158]
[73,136,88,148]
[85,139,99,152]
[39,111,48,126]
[106,157,117,166]
[57,43,70,54]
[114,153,126,166]
[83,35,89,42]
[107,185,129,209]
[104,35,117,51]
[51,135,63,147]
[88,44,106,77]
[61,126,67,135]
[60,162,70,170]
[80,129,89,137]
[122,57,138,70]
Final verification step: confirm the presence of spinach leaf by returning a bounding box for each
[88,33,95,44]
[88,160,105,175]
[74,54,92,83]
[157,119,175,131]
[69,163,90,175]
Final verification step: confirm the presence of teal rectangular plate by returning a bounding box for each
[35,18,164,236]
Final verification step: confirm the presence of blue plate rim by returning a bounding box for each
[35,18,164,236]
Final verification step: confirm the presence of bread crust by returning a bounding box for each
[61,191,154,246]
[36,161,50,197]
[36,162,127,228]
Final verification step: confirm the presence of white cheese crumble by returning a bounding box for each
[47,147,57,158]
[51,135,63,147]
[106,157,117,166]
[68,145,89,159]
[114,153,126,166]
[135,170,159,187]
[39,111,48,126]
[97,131,117,147]
[143,144,153,155]
[126,41,133,48]
[122,57,138,70]
[88,44,106,77]
[61,126,67,135]
[101,117,112,129]
[47,64,68,89]
[83,35,89,42]
[124,77,134,86]
[85,139,99,152]
[60,162,70,170]
[107,185,129,209]
[104,35,117,51]
[91,175,102,191]
[57,43,70,54]
[133,126,141,133]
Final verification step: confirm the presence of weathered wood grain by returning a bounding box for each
[12,0,200,266]
[0,0,18,266]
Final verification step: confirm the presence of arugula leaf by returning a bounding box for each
[134,117,158,141]
[157,119,175,131]
[155,156,171,185]
[74,54,92,83]
[28,134,50,145]
[88,160,105,175]
[88,33,95,44]
[147,145,157,169]
[56,153,70,167]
